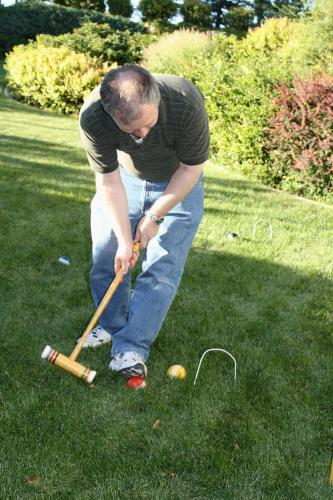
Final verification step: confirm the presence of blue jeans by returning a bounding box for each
[90,167,204,361]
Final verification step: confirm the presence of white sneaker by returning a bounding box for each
[109,351,147,378]
[77,325,112,348]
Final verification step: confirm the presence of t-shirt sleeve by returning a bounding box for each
[79,110,119,174]
[176,102,210,166]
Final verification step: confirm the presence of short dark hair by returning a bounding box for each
[100,65,160,124]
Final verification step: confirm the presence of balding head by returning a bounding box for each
[100,65,160,124]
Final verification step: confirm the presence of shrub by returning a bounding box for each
[280,0,333,78]
[142,29,229,159]
[193,18,295,173]
[0,0,144,57]
[5,44,109,114]
[263,74,333,200]
[144,18,331,199]
[243,16,295,54]
[37,22,157,65]
[170,33,237,160]
[216,21,294,176]
[142,22,294,171]
[142,29,211,75]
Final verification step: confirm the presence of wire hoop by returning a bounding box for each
[193,348,237,386]
[253,219,273,240]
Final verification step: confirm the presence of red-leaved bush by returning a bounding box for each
[264,74,333,200]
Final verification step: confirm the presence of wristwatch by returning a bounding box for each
[145,210,164,225]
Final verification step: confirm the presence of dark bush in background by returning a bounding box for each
[53,0,105,13]
[37,22,156,65]
[0,0,144,57]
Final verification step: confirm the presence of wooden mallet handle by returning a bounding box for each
[69,243,140,361]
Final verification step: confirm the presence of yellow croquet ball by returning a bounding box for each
[167,365,187,379]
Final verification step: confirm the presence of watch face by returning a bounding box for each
[146,211,164,224]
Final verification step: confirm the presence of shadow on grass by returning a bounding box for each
[0,93,77,120]
[205,173,270,195]
[203,172,275,217]
[158,246,332,418]
[0,134,85,167]
[174,247,332,366]
[0,91,332,497]
[156,247,332,494]
[0,131,93,299]
[0,134,93,208]
[0,246,331,498]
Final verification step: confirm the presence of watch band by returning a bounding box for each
[145,210,164,225]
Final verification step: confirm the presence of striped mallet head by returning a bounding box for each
[41,345,96,384]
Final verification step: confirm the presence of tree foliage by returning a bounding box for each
[252,0,274,25]
[134,0,309,37]
[54,0,105,13]
[180,0,212,29]
[207,0,240,29]
[283,0,333,77]
[139,0,177,24]
[224,6,254,37]
[107,0,133,18]
[0,1,143,58]
[272,0,308,18]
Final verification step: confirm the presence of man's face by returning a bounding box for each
[114,103,158,139]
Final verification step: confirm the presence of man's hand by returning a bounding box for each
[133,163,204,250]
[134,216,160,249]
[114,241,139,275]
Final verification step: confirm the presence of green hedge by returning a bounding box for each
[144,20,294,178]
[3,17,156,116]
[3,7,332,200]
[37,22,156,65]
[142,29,211,76]
[0,0,144,57]
[5,44,109,114]
[279,0,333,78]
[211,19,294,180]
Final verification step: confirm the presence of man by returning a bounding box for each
[79,65,209,379]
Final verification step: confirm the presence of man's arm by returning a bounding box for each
[152,162,203,216]
[95,170,137,274]
[134,162,204,247]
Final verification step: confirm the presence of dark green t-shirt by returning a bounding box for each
[79,74,210,181]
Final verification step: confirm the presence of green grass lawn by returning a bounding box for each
[0,92,332,499]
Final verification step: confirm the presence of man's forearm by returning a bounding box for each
[95,170,132,245]
[149,163,204,218]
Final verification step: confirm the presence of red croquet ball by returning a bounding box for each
[127,376,146,390]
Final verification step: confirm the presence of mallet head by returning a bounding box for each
[41,345,96,384]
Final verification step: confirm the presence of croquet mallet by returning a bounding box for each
[41,243,140,384]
